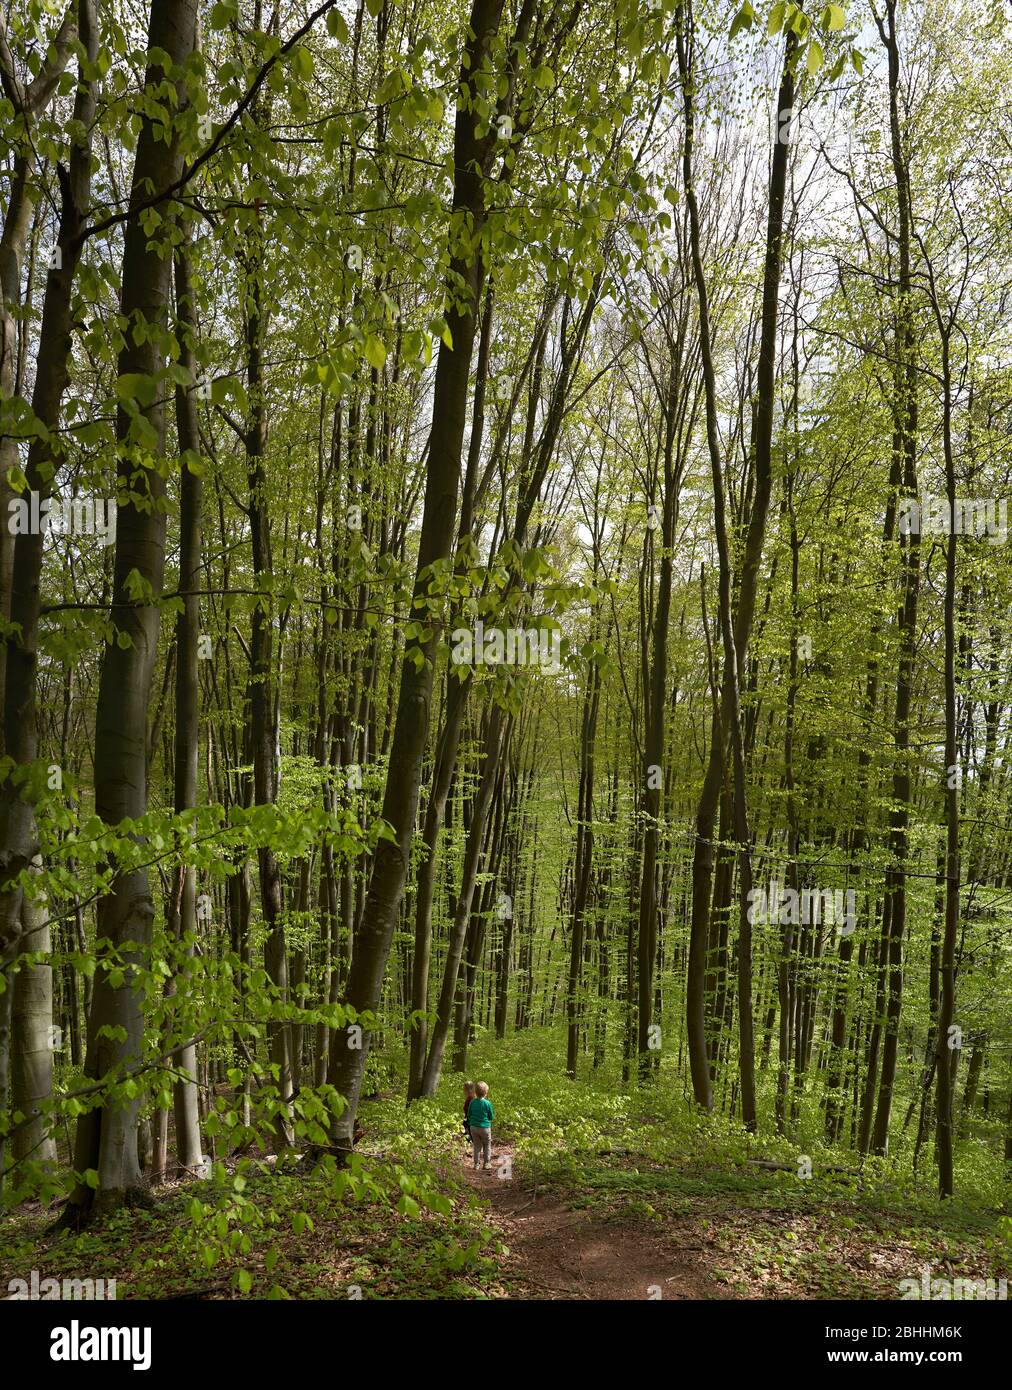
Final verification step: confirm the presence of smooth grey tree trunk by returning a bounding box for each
[64,0,197,1224]
[11,858,56,1167]
[168,236,205,1175]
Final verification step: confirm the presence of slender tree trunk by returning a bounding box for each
[167,234,204,1175]
[568,642,601,1078]
[243,230,294,1145]
[406,674,469,1098]
[677,6,794,1124]
[420,707,505,1095]
[871,0,920,1157]
[933,321,958,1197]
[328,0,512,1146]
[1,0,97,1178]
[0,6,76,707]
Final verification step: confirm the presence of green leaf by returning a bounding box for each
[326,9,349,42]
[115,373,157,407]
[209,1,237,31]
[292,46,313,81]
[364,336,387,370]
[730,3,755,40]
[376,69,408,105]
[807,39,824,73]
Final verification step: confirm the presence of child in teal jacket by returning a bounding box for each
[467,1082,494,1170]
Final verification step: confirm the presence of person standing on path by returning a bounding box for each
[467,1081,494,1170]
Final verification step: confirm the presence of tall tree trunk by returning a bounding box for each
[243,225,294,1146]
[1,0,98,1184]
[871,0,920,1157]
[64,0,197,1223]
[636,356,680,1078]
[167,234,204,1175]
[568,635,601,1078]
[932,313,958,1197]
[678,5,795,1123]
[328,0,512,1146]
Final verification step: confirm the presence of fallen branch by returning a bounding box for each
[746,1158,860,1176]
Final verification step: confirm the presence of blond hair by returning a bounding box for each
[475,1081,489,1098]
[464,1080,477,1096]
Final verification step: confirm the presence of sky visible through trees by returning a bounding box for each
[0,0,1011,1331]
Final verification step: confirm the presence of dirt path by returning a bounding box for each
[460,1141,720,1301]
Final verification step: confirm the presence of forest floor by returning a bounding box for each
[3,1133,1006,1301]
[458,1140,718,1299]
[2,1030,1010,1299]
[451,1130,1010,1301]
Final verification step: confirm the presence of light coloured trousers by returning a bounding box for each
[470,1126,492,1167]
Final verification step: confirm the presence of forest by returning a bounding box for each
[0,0,1010,1318]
